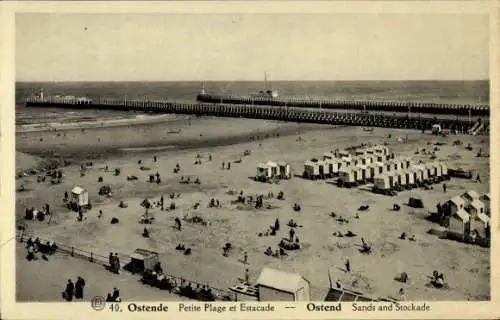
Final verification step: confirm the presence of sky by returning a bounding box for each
[16,13,489,81]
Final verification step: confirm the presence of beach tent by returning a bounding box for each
[374,174,390,190]
[255,267,311,301]
[470,212,490,239]
[479,194,490,216]
[256,163,270,180]
[126,248,160,273]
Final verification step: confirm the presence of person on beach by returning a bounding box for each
[289,228,295,242]
[75,276,86,299]
[112,287,120,301]
[114,253,120,274]
[64,279,74,301]
[345,259,351,272]
[109,252,114,272]
[443,183,447,193]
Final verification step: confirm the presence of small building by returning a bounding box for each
[71,186,89,209]
[470,212,490,239]
[395,171,407,187]
[256,163,271,180]
[266,161,279,177]
[404,170,416,187]
[317,160,331,178]
[338,168,357,187]
[277,161,291,179]
[445,196,467,217]
[373,174,390,190]
[325,158,340,176]
[448,209,470,241]
[465,199,486,218]
[256,267,311,301]
[372,162,385,176]
[303,160,320,179]
[479,194,490,216]
[461,190,480,204]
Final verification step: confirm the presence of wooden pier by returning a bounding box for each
[24,97,489,135]
[197,93,489,117]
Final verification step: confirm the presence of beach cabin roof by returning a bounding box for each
[278,161,288,167]
[469,199,485,210]
[256,267,310,294]
[71,186,86,195]
[463,190,480,200]
[476,212,490,224]
[324,152,335,159]
[257,162,267,169]
[455,209,470,222]
[480,193,490,201]
[304,160,316,167]
[450,196,466,209]
[266,161,278,167]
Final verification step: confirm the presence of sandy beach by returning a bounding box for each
[16,116,490,302]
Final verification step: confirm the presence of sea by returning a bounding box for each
[16,81,489,125]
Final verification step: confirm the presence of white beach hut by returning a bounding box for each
[256,267,311,301]
[303,160,320,180]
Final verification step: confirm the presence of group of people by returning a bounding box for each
[63,277,86,301]
[106,287,121,302]
[25,237,58,261]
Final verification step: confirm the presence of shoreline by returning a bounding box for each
[15,113,187,133]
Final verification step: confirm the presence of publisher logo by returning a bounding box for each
[91,296,106,311]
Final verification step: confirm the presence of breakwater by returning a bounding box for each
[25,97,489,134]
[196,93,489,117]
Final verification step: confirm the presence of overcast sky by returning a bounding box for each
[16,13,489,81]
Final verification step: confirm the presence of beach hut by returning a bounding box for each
[411,167,424,185]
[358,165,372,182]
[70,186,89,211]
[439,162,449,180]
[373,162,385,176]
[366,147,375,155]
[433,162,443,181]
[461,190,480,203]
[372,174,395,195]
[256,163,271,182]
[338,168,357,188]
[278,161,291,180]
[469,212,490,240]
[479,194,490,216]
[400,157,411,170]
[266,161,279,177]
[427,163,439,181]
[303,160,320,180]
[354,165,366,184]
[465,199,486,218]
[395,171,407,190]
[325,158,340,176]
[404,170,416,189]
[375,155,385,163]
[255,267,311,301]
[448,209,470,241]
[317,160,331,179]
[444,196,467,218]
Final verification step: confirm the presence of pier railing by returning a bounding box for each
[24,97,489,135]
[17,230,237,301]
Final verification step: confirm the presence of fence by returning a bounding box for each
[16,230,237,301]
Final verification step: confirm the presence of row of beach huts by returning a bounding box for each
[302,145,449,195]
